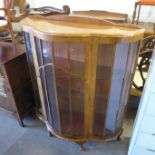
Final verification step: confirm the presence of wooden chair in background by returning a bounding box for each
[132,0,155,96]
[132,0,155,24]
[0,0,16,44]
[132,0,155,37]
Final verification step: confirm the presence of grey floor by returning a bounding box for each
[0,96,139,155]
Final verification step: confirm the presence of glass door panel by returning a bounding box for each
[93,44,115,137]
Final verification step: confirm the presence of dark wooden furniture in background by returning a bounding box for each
[73,10,128,23]
[0,42,34,126]
[132,35,155,94]
[132,0,155,95]
[21,15,144,147]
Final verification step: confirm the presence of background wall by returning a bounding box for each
[27,0,155,22]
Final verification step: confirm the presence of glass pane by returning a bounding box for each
[71,76,84,136]
[34,37,43,66]
[116,42,140,131]
[53,42,85,137]
[70,43,85,76]
[34,39,86,137]
[53,42,69,69]
[40,68,52,126]
[24,33,35,74]
[45,66,60,132]
[105,43,130,134]
[55,68,72,135]
[24,33,42,111]
[37,40,60,132]
[93,79,111,137]
[41,41,52,64]
[93,44,116,137]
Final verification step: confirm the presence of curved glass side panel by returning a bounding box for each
[24,32,42,112]
[105,43,130,134]
[116,41,140,131]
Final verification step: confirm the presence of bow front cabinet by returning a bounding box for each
[21,15,144,144]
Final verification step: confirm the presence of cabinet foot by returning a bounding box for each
[77,141,86,151]
[117,135,121,141]
[19,120,25,127]
[117,129,123,141]
[80,144,86,151]
[48,131,53,137]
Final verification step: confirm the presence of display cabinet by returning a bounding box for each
[21,15,144,145]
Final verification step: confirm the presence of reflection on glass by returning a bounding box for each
[93,44,115,137]
[105,43,129,134]
[24,33,42,111]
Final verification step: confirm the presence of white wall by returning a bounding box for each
[27,0,155,22]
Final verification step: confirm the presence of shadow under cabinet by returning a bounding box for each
[0,42,34,126]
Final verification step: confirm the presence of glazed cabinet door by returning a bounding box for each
[33,37,86,138]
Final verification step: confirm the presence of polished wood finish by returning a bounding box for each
[21,15,144,145]
[21,15,144,41]
[72,10,128,23]
[0,42,34,126]
[13,0,26,13]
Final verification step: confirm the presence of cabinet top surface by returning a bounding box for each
[0,43,26,65]
[21,15,144,41]
[72,10,128,22]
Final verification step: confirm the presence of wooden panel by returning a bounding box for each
[5,54,33,116]
[0,43,34,126]
[20,15,144,43]
[73,10,128,23]
[14,0,26,13]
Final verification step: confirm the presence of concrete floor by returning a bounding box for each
[0,95,139,155]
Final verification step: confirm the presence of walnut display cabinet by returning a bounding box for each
[21,15,144,145]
